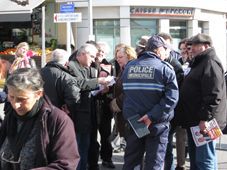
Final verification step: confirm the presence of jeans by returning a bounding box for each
[187,129,217,170]
[76,133,91,170]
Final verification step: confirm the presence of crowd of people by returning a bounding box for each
[0,32,226,170]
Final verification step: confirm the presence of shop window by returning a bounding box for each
[130,19,158,47]
[170,20,187,50]
[93,19,120,61]
[198,21,209,34]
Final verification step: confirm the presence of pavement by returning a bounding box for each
[0,102,226,170]
[99,135,227,170]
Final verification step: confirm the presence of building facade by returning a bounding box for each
[1,0,226,68]
[69,0,227,68]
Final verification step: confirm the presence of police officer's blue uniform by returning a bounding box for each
[122,51,179,170]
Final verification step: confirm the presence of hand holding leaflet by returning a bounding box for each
[190,118,223,147]
[105,76,116,86]
[91,76,115,96]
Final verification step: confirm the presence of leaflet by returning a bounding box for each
[190,118,223,147]
[91,76,115,96]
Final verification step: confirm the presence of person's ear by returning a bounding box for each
[204,44,210,49]
[35,90,43,99]
[154,49,161,57]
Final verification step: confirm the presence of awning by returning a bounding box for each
[0,0,45,22]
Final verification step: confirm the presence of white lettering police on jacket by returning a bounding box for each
[122,51,179,124]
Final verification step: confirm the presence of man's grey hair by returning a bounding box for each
[6,68,44,91]
[51,49,70,65]
[77,44,97,56]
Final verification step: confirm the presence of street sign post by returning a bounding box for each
[53,13,82,23]
[60,4,75,13]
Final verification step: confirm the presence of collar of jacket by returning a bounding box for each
[139,51,161,60]
[74,58,87,70]
[46,61,70,74]
[191,47,215,67]
[40,95,53,114]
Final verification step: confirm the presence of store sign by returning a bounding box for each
[54,13,82,23]
[60,4,75,13]
[130,7,193,17]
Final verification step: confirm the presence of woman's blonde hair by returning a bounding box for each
[114,43,127,58]
[115,44,137,61]
[15,42,29,57]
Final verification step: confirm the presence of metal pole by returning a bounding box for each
[66,22,71,54]
[41,6,46,68]
[88,0,94,40]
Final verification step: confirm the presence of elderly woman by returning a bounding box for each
[110,44,137,152]
[0,68,80,170]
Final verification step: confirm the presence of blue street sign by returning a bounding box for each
[60,4,75,13]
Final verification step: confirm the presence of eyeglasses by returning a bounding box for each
[90,54,95,59]
[88,53,96,59]
[1,152,21,164]
[98,49,105,54]
[85,52,96,59]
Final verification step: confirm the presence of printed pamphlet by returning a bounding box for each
[190,118,223,147]
[91,76,115,96]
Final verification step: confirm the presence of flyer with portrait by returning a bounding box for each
[190,118,223,147]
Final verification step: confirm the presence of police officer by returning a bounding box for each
[121,35,179,170]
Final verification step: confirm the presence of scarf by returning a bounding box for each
[6,98,43,163]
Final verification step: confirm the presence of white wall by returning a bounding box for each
[193,9,227,70]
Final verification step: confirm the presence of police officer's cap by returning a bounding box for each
[146,35,169,51]
[187,33,212,46]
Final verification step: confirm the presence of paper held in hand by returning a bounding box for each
[91,76,115,96]
[127,114,150,138]
[190,118,223,147]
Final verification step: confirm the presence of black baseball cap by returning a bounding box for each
[146,35,170,51]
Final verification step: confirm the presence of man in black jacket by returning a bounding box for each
[88,41,115,169]
[68,44,110,170]
[180,33,227,170]
[41,49,80,114]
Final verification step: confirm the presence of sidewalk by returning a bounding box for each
[0,103,226,170]
[100,135,227,170]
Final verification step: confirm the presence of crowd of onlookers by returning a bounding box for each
[0,32,226,170]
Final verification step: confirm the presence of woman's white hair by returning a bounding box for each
[51,49,70,65]
[97,41,110,54]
